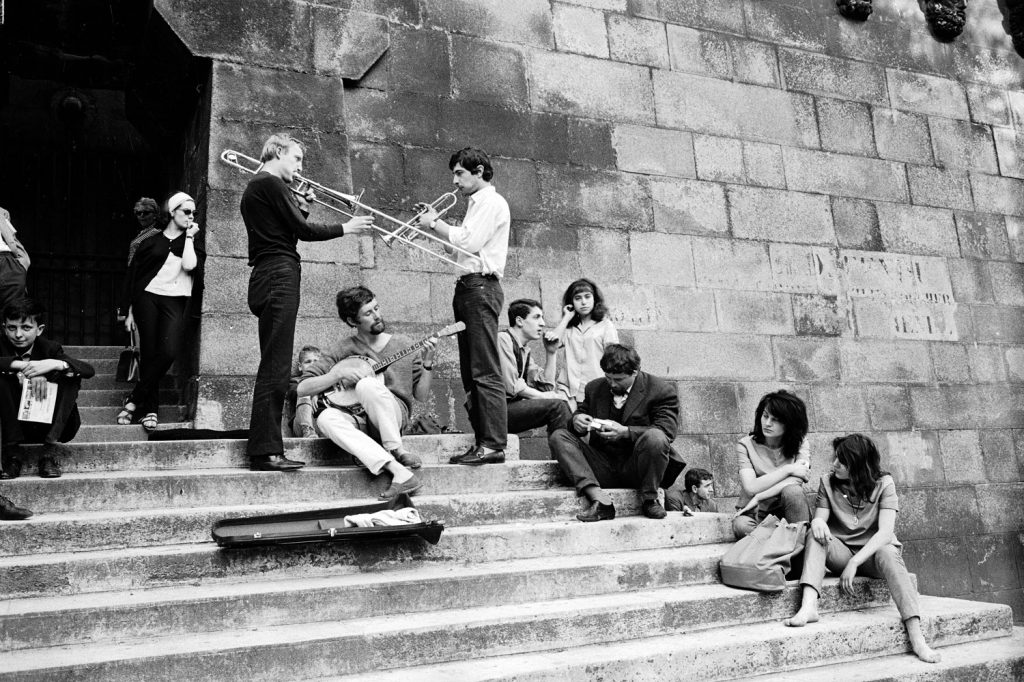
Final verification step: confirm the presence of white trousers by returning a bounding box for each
[315,377,408,475]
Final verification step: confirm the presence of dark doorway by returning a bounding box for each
[0,1,208,346]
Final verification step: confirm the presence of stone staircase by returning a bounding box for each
[0,346,1020,680]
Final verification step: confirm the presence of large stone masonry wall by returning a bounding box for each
[157,0,1023,618]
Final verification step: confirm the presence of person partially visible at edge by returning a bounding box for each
[784,434,941,664]
[0,206,31,314]
[548,344,686,522]
[0,299,94,481]
[544,278,619,411]
[242,133,374,472]
[412,147,510,466]
[732,390,812,539]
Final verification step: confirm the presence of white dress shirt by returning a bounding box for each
[447,185,510,278]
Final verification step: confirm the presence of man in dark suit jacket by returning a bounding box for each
[0,299,94,479]
[548,344,685,522]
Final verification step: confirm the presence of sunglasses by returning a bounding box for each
[134,210,154,216]
[176,208,195,216]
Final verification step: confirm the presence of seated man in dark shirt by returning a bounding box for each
[0,299,94,479]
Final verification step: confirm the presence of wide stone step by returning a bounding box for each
[64,346,122,359]
[740,626,1024,681]
[79,373,175,390]
[0,487,660,555]
[0,544,734,651]
[79,405,188,425]
[74,422,191,443]
[331,597,1012,682]
[77,387,178,407]
[2,460,549,514]
[0,579,908,681]
[0,513,733,598]
[13,433,516,472]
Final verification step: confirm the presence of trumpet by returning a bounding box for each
[220,150,475,271]
[381,192,457,246]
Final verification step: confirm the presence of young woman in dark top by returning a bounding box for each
[117,192,204,431]
[784,434,940,664]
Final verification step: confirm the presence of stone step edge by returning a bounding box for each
[0,512,733,570]
[0,544,736,651]
[737,626,1024,681]
[0,488,673,555]
[320,597,1013,682]
[0,579,904,675]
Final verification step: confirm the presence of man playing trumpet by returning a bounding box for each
[413,147,511,466]
[297,286,435,498]
[242,133,374,472]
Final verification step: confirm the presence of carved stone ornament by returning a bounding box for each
[836,0,873,21]
[924,0,968,40]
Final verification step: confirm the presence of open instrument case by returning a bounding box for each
[212,493,444,548]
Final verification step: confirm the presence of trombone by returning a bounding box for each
[220,149,475,271]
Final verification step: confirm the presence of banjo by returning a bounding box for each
[315,322,464,412]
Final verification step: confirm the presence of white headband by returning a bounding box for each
[167,192,194,214]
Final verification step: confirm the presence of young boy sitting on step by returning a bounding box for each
[0,299,94,479]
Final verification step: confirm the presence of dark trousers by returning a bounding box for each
[549,427,671,502]
[247,257,300,459]
[0,376,81,446]
[507,398,572,437]
[0,252,27,312]
[129,292,187,414]
[452,275,506,450]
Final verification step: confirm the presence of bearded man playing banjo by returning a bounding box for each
[297,286,458,499]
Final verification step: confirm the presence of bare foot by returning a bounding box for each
[783,610,819,627]
[911,640,941,663]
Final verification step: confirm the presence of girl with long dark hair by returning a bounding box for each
[784,434,940,664]
[543,278,618,409]
[732,389,812,539]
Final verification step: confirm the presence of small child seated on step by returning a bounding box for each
[287,345,322,438]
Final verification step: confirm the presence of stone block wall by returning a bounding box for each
[156,0,1024,618]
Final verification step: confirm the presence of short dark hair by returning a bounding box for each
[684,468,713,493]
[751,389,808,459]
[507,298,542,327]
[3,298,46,326]
[449,147,493,182]
[562,278,608,326]
[336,286,375,326]
[599,344,640,374]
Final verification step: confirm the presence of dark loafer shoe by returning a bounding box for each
[38,457,62,479]
[642,500,667,520]
[0,494,33,520]
[390,449,422,469]
[577,501,616,523]
[450,447,505,466]
[449,444,478,464]
[250,455,305,472]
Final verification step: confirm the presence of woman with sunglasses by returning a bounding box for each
[117,192,204,431]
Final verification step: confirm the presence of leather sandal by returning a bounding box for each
[140,413,158,432]
[116,399,136,426]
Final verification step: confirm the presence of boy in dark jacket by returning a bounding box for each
[0,299,94,479]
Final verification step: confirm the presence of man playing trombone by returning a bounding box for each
[413,147,511,465]
[242,133,374,472]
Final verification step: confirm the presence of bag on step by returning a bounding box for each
[115,328,140,383]
[719,514,807,592]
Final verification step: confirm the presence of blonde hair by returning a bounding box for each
[260,133,304,163]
